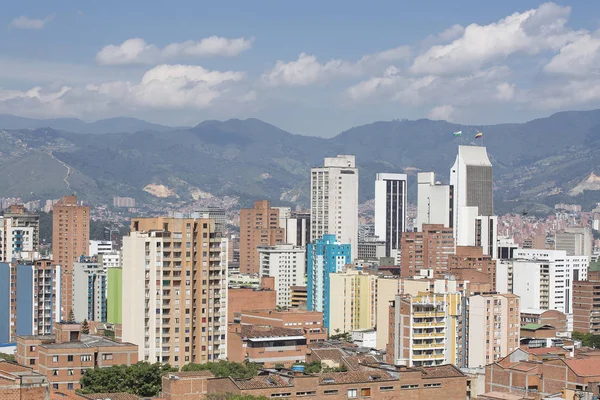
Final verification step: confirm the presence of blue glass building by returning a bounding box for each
[307,234,351,331]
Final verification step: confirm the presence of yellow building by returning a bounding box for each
[387,291,462,367]
[329,269,378,335]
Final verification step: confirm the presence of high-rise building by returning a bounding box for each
[416,172,453,231]
[310,155,359,260]
[113,196,136,208]
[555,227,593,258]
[510,249,588,329]
[122,216,228,367]
[194,207,227,234]
[329,269,378,335]
[72,256,107,323]
[0,260,61,343]
[258,244,306,308]
[357,240,386,260]
[281,211,311,248]
[450,146,495,255]
[0,205,40,262]
[448,246,497,291]
[374,173,407,259]
[52,196,90,317]
[307,234,351,330]
[573,262,600,334]
[400,224,455,279]
[239,200,285,275]
[89,240,113,256]
[387,292,462,367]
[461,293,520,368]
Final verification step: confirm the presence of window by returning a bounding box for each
[81,355,92,362]
[296,391,316,397]
[102,353,113,360]
[270,393,292,397]
[401,384,418,389]
[52,384,58,390]
[68,383,74,390]
[29,346,36,351]
[380,386,394,391]
[68,369,74,376]
[67,355,74,362]
[324,390,339,395]
[52,356,59,363]
[29,359,35,365]
[424,383,441,388]
[347,389,358,398]
[360,388,371,397]
[53,370,58,376]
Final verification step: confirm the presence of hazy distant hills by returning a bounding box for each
[2,110,600,214]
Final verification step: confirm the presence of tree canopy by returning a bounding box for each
[572,332,600,348]
[181,361,259,379]
[79,362,175,397]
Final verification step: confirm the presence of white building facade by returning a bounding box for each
[374,173,407,259]
[417,172,453,231]
[258,244,306,308]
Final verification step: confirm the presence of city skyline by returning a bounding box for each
[2,2,600,136]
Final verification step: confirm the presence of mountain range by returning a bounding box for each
[2,110,600,214]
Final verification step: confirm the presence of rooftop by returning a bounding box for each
[239,325,304,339]
[565,357,600,377]
[421,364,465,379]
[76,394,141,400]
[319,370,394,385]
[233,374,293,390]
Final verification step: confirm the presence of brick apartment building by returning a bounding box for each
[520,309,568,332]
[228,325,308,367]
[239,200,285,275]
[573,277,600,334]
[239,309,327,343]
[449,246,497,291]
[161,363,467,400]
[400,224,454,278]
[0,360,49,400]
[290,286,308,308]
[15,322,138,392]
[227,277,277,323]
[484,348,600,399]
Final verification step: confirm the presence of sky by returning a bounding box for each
[2,1,600,137]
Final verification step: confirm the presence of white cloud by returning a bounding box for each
[0,64,248,118]
[427,105,455,121]
[8,14,54,29]
[411,3,574,75]
[96,36,254,65]
[261,46,410,86]
[544,32,600,76]
[496,82,516,101]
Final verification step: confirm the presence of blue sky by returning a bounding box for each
[2,1,600,137]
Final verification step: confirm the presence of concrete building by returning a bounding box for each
[72,256,107,323]
[497,236,518,260]
[511,249,588,328]
[15,322,138,392]
[113,196,136,208]
[0,360,49,400]
[106,267,122,325]
[375,277,401,350]
[122,216,228,368]
[88,240,113,256]
[417,172,453,231]
[258,244,306,308]
[291,286,308,308]
[555,226,593,258]
[310,155,359,260]
[400,224,455,279]
[329,269,378,335]
[374,173,407,259]
[351,329,377,348]
[450,146,496,257]
[462,293,520,368]
[0,260,61,343]
[387,292,462,367]
[573,270,600,334]
[227,287,277,323]
[52,196,90,317]
[357,240,386,261]
[194,207,227,234]
[278,210,311,247]
[0,204,39,262]
[239,309,327,344]
[520,309,568,332]
[307,234,351,331]
[239,200,285,275]
[449,246,497,291]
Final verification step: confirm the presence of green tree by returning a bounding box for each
[67,310,76,323]
[572,332,600,348]
[0,352,16,362]
[79,362,175,397]
[181,361,259,379]
[302,361,322,374]
[81,319,90,334]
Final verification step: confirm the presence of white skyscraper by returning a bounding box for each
[310,155,359,259]
[258,244,306,308]
[374,173,407,259]
[416,172,453,231]
[449,145,496,256]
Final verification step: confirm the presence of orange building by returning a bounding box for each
[448,246,497,291]
[52,196,90,316]
[239,200,285,275]
[0,360,49,400]
[240,309,327,343]
[15,322,138,392]
[228,287,277,323]
[400,224,454,278]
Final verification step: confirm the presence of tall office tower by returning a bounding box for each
[0,260,61,343]
[258,244,306,308]
[239,200,285,275]
[280,211,311,248]
[555,227,593,258]
[510,249,588,329]
[122,216,228,368]
[0,205,40,262]
[310,155,359,260]
[387,292,462,367]
[460,293,520,368]
[307,234,351,330]
[374,173,407,259]
[195,207,227,234]
[52,195,90,317]
[417,172,453,232]
[329,268,378,335]
[400,224,455,278]
[450,146,496,256]
[72,256,107,323]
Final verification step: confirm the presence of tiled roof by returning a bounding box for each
[50,390,88,400]
[0,360,33,373]
[233,374,293,390]
[312,348,345,362]
[420,364,465,379]
[240,325,304,339]
[80,393,140,400]
[343,355,379,371]
[525,347,567,355]
[166,371,214,378]
[565,358,600,377]
[507,362,539,372]
[318,370,394,385]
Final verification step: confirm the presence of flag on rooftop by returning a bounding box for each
[453,130,462,136]
[475,132,483,138]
